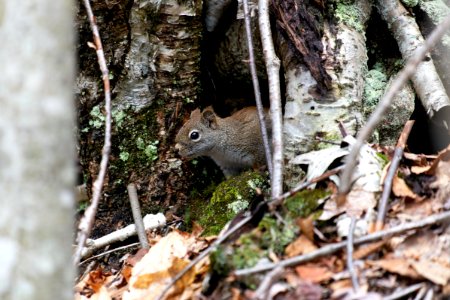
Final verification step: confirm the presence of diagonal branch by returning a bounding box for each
[235,210,450,276]
[73,0,112,266]
[338,13,450,200]
[377,0,450,121]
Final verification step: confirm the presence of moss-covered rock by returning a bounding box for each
[210,215,297,288]
[193,171,269,236]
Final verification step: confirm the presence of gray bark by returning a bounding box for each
[0,1,75,299]
[282,0,372,187]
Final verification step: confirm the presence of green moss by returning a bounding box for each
[231,233,264,270]
[136,137,159,161]
[420,1,448,22]
[363,68,388,115]
[258,216,297,253]
[77,200,89,213]
[195,171,269,236]
[89,105,105,129]
[285,189,329,218]
[112,107,128,128]
[119,151,130,161]
[401,0,419,7]
[376,152,389,166]
[419,1,450,47]
[210,215,297,284]
[335,2,365,33]
[314,132,342,150]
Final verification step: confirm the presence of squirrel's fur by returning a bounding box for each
[175,107,271,176]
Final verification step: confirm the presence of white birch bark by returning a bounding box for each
[377,0,450,118]
[283,0,372,187]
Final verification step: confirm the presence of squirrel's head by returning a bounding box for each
[175,107,219,158]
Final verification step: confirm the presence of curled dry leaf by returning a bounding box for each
[123,230,209,300]
[392,176,423,201]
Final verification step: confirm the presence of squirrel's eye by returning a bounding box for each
[189,130,200,141]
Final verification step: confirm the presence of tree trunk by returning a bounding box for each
[0,1,75,299]
[76,0,204,236]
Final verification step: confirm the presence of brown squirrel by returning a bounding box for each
[175,107,271,176]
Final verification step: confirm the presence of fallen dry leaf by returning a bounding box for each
[296,216,315,241]
[90,286,112,300]
[321,188,377,221]
[85,268,111,294]
[285,235,317,257]
[123,230,209,300]
[392,176,422,200]
[411,165,431,174]
[353,241,385,260]
[295,263,334,283]
[366,257,421,279]
[411,259,450,285]
[429,159,450,203]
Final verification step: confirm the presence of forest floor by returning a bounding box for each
[74,139,450,300]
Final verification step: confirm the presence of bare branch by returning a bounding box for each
[254,266,284,300]
[376,120,414,231]
[127,183,150,249]
[79,242,140,266]
[346,216,359,292]
[384,283,425,300]
[73,0,113,266]
[338,13,450,200]
[235,210,450,276]
[258,0,284,198]
[377,0,450,120]
[242,0,273,179]
[80,213,165,259]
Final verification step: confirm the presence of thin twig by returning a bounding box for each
[79,242,140,266]
[80,213,165,259]
[127,183,149,249]
[242,0,273,180]
[258,0,284,199]
[269,165,344,209]
[384,283,425,300]
[337,13,450,202]
[376,120,415,231]
[254,266,284,300]
[413,285,428,300]
[234,210,450,276]
[74,0,112,266]
[423,288,434,300]
[346,216,359,292]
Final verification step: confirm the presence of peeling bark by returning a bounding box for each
[281,0,372,187]
[415,0,450,98]
[271,0,332,93]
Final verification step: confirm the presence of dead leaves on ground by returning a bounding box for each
[75,144,450,299]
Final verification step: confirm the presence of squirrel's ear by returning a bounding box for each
[190,108,201,118]
[201,109,217,129]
